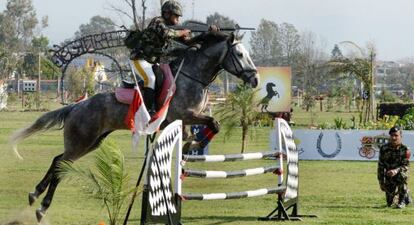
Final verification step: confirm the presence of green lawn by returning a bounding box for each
[1,106,414,225]
[291,105,360,128]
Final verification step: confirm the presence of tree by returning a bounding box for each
[328,42,377,124]
[215,84,261,153]
[249,20,301,68]
[296,31,330,93]
[331,44,343,60]
[0,0,38,50]
[0,46,11,80]
[249,19,280,66]
[108,0,148,30]
[58,139,135,225]
[31,35,49,52]
[21,35,50,79]
[75,15,117,38]
[0,0,45,82]
[206,12,236,28]
[279,22,301,66]
[66,66,95,101]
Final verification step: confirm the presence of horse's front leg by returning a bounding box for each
[182,112,220,153]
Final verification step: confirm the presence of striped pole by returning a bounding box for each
[176,118,298,204]
[182,151,278,162]
[183,165,280,178]
[182,186,286,200]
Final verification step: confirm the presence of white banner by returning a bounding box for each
[270,129,414,161]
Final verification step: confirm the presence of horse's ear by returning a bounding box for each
[238,32,245,40]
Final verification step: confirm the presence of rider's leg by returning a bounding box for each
[142,87,156,114]
[132,59,157,114]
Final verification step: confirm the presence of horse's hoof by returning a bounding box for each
[28,192,37,206]
[183,141,201,154]
[182,142,191,154]
[36,208,45,223]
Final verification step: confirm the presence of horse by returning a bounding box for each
[258,82,279,112]
[10,32,259,222]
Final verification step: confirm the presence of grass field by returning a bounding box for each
[2,106,414,225]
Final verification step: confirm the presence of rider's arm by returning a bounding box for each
[150,17,189,40]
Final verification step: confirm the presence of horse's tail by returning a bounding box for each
[10,104,76,160]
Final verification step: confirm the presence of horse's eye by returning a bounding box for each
[237,52,243,57]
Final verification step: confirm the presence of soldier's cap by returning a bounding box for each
[389,126,402,135]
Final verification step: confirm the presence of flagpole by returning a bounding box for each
[174,58,185,83]
[123,135,151,225]
[161,58,185,106]
[129,61,140,87]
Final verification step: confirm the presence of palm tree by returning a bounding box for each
[215,84,262,153]
[328,41,376,125]
[58,139,136,225]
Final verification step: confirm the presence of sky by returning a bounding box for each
[1,0,414,61]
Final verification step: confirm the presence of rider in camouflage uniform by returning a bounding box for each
[130,0,191,114]
[377,126,412,208]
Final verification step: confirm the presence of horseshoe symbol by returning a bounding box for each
[316,132,342,158]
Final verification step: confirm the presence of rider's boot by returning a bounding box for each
[143,87,156,116]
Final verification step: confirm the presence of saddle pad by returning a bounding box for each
[115,87,135,105]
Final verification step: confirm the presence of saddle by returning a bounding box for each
[115,64,176,107]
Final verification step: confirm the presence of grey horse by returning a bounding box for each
[10,32,259,222]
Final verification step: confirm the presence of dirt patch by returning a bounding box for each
[1,208,50,225]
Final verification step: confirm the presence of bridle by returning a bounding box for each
[178,39,257,88]
[220,41,257,82]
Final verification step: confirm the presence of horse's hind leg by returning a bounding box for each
[28,154,63,206]
[35,154,65,222]
[35,131,112,222]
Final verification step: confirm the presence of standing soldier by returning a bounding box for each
[377,126,412,208]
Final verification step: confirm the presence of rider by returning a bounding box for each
[130,0,191,114]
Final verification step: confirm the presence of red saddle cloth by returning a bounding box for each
[115,63,176,105]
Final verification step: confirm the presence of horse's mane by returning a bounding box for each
[170,32,233,68]
[194,32,231,50]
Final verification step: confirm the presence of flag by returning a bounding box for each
[124,62,177,150]
[75,92,88,103]
[124,86,174,150]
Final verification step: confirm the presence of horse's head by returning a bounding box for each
[175,32,259,88]
[219,33,259,88]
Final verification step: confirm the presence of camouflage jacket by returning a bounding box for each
[136,16,183,63]
[377,143,411,184]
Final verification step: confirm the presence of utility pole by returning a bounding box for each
[38,51,41,93]
[370,50,376,121]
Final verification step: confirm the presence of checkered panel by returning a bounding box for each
[148,133,177,215]
[143,119,182,223]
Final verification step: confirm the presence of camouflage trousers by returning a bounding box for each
[384,173,409,206]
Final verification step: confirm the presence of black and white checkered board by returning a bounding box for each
[141,120,182,225]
